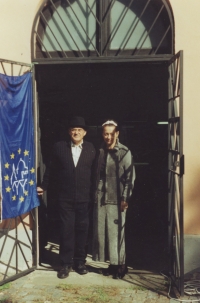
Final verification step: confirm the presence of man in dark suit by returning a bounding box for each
[37,116,95,279]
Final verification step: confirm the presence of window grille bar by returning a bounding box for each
[65,0,100,56]
[3,240,16,279]
[98,0,103,55]
[175,176,180,211]
[0,59,31,67]
[169,149,180,155]
[103,0,135,54]
[174,60,180,96]
[18,242,31,269]
[35,31,52,58]
[16,218,19,274]
[0,219,13,258]
[119,0,152,55]
[83,0,101,25]
[168,95,180,102]
[168,169,180,177]
[175,206,180,237]
[154,25,170,54]
[175,231,181,275]
[136,4,164,55]
[0,235,31,248]
[40,12,68,57]
[0,62,6,75]
[18,65,23,76]
[19,215,32,245]
[102,0,117,22]
[0,260,22,272]
[50,0,84,57]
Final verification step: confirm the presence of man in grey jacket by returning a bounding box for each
[92,120,135,279]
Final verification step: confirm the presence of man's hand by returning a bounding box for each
[37,186,44,196]
[121,201,128,212]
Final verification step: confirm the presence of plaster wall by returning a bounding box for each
[0,0,42,63]
[169,0,200,274]
[171,0,200,235]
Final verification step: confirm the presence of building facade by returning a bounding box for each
[0,0,199,292]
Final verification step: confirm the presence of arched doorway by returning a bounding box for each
[31,0,184,295]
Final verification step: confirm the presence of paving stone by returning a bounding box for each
[111,296,123,302]
[121,293,132,297]
[134,292,148,299]
[125,288,137,294]
[20,294,42,301]
[147,291,160,298]
[22,283,34,289]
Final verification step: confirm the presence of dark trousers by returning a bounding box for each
[59,200,89,266]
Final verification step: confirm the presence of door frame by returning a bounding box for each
[33,53,184,297]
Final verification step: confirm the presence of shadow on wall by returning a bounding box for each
[0,213,32,230]
[184,169,200,274]
[184,169,200,234]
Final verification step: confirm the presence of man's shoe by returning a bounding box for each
[75,263,88,275]
[102,266,113,276]
[57,266,71,279]
[112,273,120,279]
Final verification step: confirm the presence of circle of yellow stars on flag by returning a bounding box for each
[4,148,36,203]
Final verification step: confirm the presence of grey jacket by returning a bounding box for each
[95,141,136,204]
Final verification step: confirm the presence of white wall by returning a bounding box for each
[0,0,42,63]
[171,0,200,234]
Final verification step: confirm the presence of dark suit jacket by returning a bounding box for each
[41,140,96,202]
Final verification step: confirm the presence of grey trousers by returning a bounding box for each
[92,189,126,265]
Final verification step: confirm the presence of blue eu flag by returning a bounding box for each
[0,72,40,219]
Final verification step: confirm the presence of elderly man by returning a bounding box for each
[37,116,95,279]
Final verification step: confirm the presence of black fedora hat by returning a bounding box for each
[68,116,87,130]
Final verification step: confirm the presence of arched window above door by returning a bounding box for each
[32,0,174,60]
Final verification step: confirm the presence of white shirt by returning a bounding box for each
[71,141,83,167]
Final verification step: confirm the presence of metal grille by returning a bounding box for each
[0,59,31,76]
[32,0,174,60]
[0,59,38,285]
[0,212,37,285]
[168,51,184,296]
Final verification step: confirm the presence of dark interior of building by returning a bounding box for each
[36,61,169,271]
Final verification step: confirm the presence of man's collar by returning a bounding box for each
[71,140,83,148]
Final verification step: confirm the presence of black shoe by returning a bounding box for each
[102,265,114,276]
[118,264,128,279]
[57,266,71,279]
[75,263,88,275]
[113,273,120,279]
[102,268,111,276]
